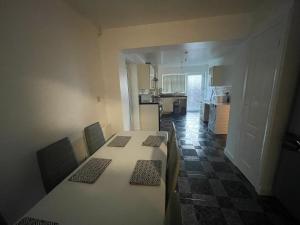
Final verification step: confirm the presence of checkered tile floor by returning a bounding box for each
[160,112,298,225]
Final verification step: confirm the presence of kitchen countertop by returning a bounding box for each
[202,100,230,106]
[158,95,187,98]
[139,102,159,105]
[139,94,186,105]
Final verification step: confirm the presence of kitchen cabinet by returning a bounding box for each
[208,104,230,134]
[137,64,154,90]
[160,96,187,114]
[209,65,230,86]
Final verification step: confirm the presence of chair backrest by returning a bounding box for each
[165,192,182,225]
[166,137,180,206]
[0,213,7,225]
[84,122,105,156]
[167,122,176,158]
[169,122,176,139]
[37,137,78,193]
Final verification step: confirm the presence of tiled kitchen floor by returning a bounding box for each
[160,112,298,225]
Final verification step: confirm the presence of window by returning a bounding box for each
[162,74,186,93]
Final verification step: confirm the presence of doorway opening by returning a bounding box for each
[123,40,238,143]
[186,74,204,112]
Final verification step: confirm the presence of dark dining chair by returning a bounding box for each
[84,122,106,156]
[37,137,78,193]
[165,192,182,225]
[166,135,180,207]
[167,122,176,159]
[0,213,7,225]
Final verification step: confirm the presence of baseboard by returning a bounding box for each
[224,148,273,196]
[224,148,234,161]
[256,184,273,196]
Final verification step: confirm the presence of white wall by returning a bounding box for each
[128,63,140,130]
[0,1,107,223]
[127,64,141,130]
[99,13,252,133]
[118,54,131,131]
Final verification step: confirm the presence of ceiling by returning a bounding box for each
[123,40,242,66]
[63,0,264,29]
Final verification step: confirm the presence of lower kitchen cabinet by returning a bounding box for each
[208,104,230,134]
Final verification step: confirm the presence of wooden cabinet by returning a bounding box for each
[137,64,154,90]
[209,65,230,86]
[208,104,230,134]
[160,96,187,114]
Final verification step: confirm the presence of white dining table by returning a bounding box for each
[17,131,168,225]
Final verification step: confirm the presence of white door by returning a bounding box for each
[237,22,283,187]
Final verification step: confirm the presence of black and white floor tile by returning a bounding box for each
[160,112,298,225]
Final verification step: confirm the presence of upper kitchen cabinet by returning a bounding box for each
[137,64,154,90]
[209,65,230,86]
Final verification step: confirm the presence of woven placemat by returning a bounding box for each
[107,136,131,147]
[130,160,162,186]
[16,217,58,225]
[142,135,165,147]
[69,158,111,184]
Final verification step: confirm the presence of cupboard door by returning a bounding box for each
[137,64,150,89]
[209,66,227,86]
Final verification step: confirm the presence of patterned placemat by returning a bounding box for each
[130,160,162,186]
[107,136,131,147]
[69,158,111,184]
[16,217,58,225]
[142,135,165,147]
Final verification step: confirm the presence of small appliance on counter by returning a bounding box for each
[139,93,153,103]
